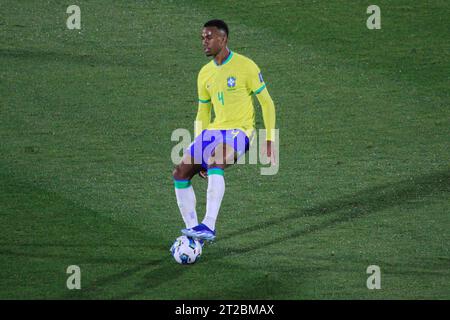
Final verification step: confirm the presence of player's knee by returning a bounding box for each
[172,167,178,179]
[207,162,226,170]
[172,165,192,181]
[172,166,185,180]
[206,156,216,167]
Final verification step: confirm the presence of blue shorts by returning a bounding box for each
[186,129,250,169]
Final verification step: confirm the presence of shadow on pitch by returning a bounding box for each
[4,168,447,298]
[211,169,450,256]
[90,169,449,299]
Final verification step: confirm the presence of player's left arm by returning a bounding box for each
[255,88,276,141]
[249,62,277,162]
[256,88,276,162]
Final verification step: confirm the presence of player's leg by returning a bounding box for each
[172,154,203,229]
[173,128,211,230]
[173,154,204,180]
[202,142,235,229]
[182,142,236,241]
[181,130,249,241]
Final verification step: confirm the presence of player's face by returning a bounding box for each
[201,27,227,56]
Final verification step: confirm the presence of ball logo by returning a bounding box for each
[170,235,202,264]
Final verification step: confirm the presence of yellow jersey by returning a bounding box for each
[195,50,276,141]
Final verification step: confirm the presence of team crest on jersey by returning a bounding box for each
[227,76,236,88]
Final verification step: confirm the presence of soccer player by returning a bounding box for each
[172,19,276,241]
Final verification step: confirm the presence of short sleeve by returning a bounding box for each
[248,60,266,95]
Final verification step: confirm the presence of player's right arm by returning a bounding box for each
[195,70,212,137]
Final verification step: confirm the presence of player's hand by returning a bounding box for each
[266,140,277,165]
[199,169,208,179]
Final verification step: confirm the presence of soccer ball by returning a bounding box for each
[170,235,202,264]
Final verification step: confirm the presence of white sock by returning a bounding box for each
[202,168,225,231]
[174,182,198,229]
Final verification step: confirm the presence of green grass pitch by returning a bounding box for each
[0,0,449,299]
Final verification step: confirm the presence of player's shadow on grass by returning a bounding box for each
[101,169,449,299]
[214,169,450,256]
[14,168,444,299]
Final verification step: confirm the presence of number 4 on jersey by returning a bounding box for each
[218,92,225,106]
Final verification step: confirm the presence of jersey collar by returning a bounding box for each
[213,50,234,67]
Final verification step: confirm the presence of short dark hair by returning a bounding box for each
[204,19,229,37]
